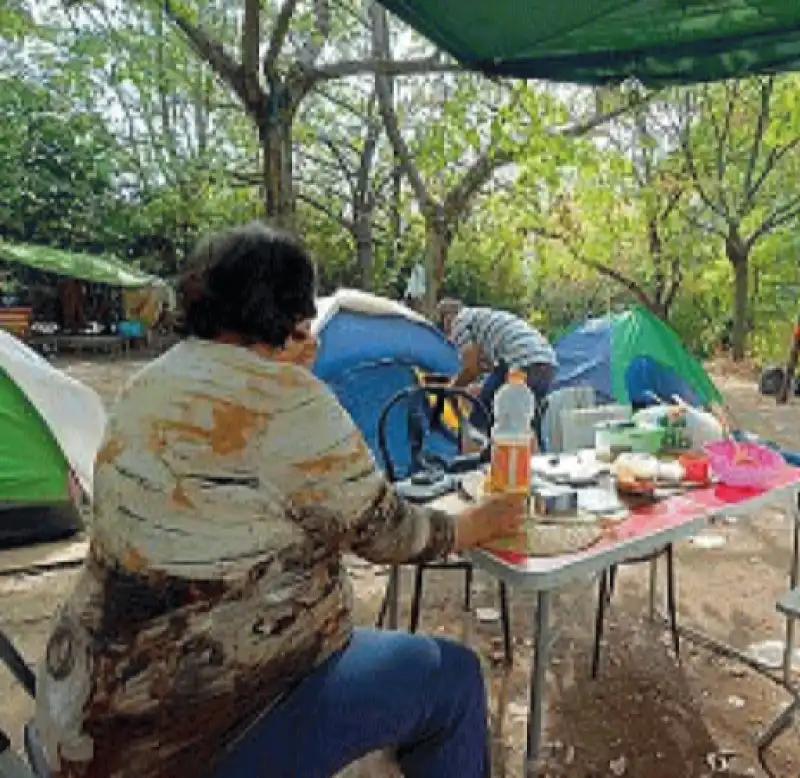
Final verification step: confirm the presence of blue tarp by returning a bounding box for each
[313,309,460,478]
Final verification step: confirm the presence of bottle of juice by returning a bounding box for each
[489,369,535,493]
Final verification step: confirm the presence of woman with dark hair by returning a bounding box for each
[35,223,523,778]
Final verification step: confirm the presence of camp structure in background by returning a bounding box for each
[0,239,174,354]
[312,289,460,478]
[0,330,105,546]
[376,1,800,86]
[553,306,722,408]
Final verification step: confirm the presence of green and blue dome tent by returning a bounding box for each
[553,307,722,408]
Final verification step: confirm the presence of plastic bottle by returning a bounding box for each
[489,369,535,493]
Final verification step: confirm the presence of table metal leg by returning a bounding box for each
[647,556,658,622]
[526,591,552,778]
[387,566,400,630]
[784,490,800,687]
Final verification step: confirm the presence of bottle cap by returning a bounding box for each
[508,368,526,384]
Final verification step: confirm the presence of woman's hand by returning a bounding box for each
[454,491,527,551]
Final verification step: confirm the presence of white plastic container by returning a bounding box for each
[489,369,535,493]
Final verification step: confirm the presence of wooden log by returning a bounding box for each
[777,315,800,405]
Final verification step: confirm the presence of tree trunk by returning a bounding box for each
[648,301,669,321]
[726,233,750,361]
[354,212,374,291]
[258,84,296,227]
[389,159,401,273]
[423,218,451,317]
[777,315,800,405]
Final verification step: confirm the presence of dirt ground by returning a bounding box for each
[2,356,800,778]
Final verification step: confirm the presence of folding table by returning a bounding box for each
[432,468,800,776]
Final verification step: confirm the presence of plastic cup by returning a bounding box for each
[678,453,710,484]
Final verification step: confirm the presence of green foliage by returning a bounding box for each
[0,1,798,369]
[0,72,129,251]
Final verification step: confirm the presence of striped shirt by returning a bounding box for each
[451,307,556,369]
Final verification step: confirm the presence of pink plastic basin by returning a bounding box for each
[703,440,786,488]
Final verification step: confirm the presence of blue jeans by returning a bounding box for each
[211,628,489,778]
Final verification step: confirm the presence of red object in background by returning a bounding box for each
[678,453,710,484]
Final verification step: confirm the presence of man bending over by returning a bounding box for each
[439,299,557,444]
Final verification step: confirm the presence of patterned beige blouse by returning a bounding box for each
[35,339,455,778]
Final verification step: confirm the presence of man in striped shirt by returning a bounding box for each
[439,300,557,441]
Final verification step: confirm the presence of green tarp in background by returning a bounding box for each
[379,0,800,85]
[0,239,156,288]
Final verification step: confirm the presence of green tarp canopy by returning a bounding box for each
[378,1,800,85]
[0,239,156,288]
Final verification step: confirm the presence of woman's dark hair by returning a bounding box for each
[178,223,316,347]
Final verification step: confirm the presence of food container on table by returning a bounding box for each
[614,453,659,496]
[677,452,711,484]
[657,460,685,483]
[594,422,614,462]
[595,420,638,461]
[531,480,579,518]
[628,424,665,455]
[596,421,664,460]
[703,440,786,488]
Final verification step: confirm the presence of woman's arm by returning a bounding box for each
[344,482,456,564]
[264,370,519,565]
[272,378,456,564]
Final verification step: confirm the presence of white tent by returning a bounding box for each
[0,331,106,496]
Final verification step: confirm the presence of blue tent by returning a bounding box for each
[552,308,722,407]
[312,291,460,478]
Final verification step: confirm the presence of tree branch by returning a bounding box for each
[749,194,800,246]
[355,93,381,206]
[742,76,774,207]
[241,0,261,88]
[747,137,800,202]
[320,136,357,186]
[264,0,300,78]
[294,0,331,69]
[553,90,660,138]
[662,255,683,313]
[535,227,658,312]
[307,57,461,85]
[681,205,728,239]
[370,2,434,211]
[297,191,354,231]
[163,0,262,116]
[705,81,736,218]
[443,148,514,220]
[660,186,683,221]
[314,86,372,120]
[678,93,728,222]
